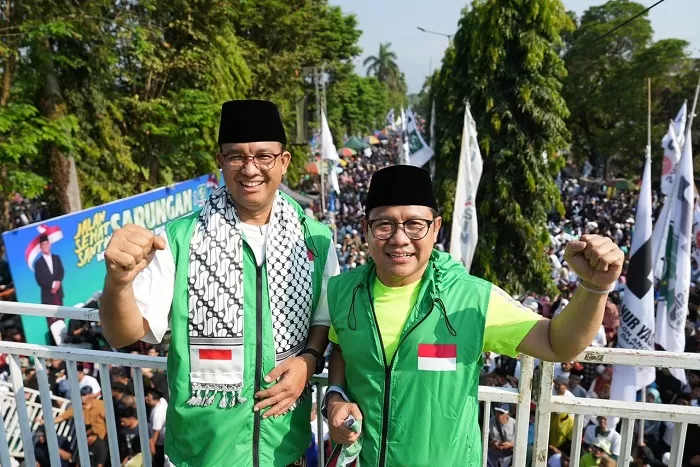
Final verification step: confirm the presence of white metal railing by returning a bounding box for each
[531,348,700,467]
[0,380,74,458]
[2,302,700,467]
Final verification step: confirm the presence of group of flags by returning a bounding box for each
[438,96,696,407]
[388,104,484,271]
[610,99,696,406]
[385,106,434,167]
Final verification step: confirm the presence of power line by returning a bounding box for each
[592,0,670,44]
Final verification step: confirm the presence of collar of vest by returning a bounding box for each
[346,250,457,336]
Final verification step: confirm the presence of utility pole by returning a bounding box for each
[314,66,326,217]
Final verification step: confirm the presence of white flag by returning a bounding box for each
[400,106,409,164]
[693,188,700,265]
[329,163,340,195]
[405,108,434,168]
[660,102,687,196]
[656,128,693,384]
[386,108,395,131]
[449,104,483,271]
[610,148,655,404]
[321,111,339,162]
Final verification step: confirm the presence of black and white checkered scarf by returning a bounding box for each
[185,187,314,408]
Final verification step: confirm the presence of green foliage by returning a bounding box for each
[0,0,406,221]
[563,0,691,176]
[432,0,572,295]
[326,72,389,141]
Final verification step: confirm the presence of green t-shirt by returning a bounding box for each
[329,279,542,359]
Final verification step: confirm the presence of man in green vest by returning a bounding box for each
[100,100,337,467]
[323,165,624,467]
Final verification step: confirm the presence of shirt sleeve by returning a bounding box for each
[329,325,338,344]
[483,285,543,357]
[133,234,175,344]
[89,376,102,395]
[312,243,340,327]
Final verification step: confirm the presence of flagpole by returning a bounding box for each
[688,73,700,135]
[636,78,653,447]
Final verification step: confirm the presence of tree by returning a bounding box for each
[432,0,572,294]
[0,0,405,228]
[563,0,690,177]
[363,43,399,85]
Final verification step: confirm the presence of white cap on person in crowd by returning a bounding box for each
[521,297,539,312]
[592,436,612,455]
[662,452,670,466]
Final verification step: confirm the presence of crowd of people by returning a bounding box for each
[1,142,700,466]
[481,175,700,467]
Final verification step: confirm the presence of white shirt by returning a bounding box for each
[42,253,54,274]
[150,398,168,445]
[583,425,621,456]
[590,325,607,347]
[79,374,102,396]
[134,229,340,344]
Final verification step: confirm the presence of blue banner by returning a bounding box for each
[2,173,220,343]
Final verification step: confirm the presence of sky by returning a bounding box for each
[329,0,700,93]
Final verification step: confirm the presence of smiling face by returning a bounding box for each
[40,240,51,255]
[216,142,290,222]
[364,205,441,287]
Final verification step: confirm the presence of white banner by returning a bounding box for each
[660,102,687,196]
[656,128,693,384]
[406,108,434,168]
[610,149,655,404]
[449,104,483,271]
[321,111,339,162]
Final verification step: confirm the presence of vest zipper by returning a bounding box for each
[370,283,435,467]
[253,264,263,467]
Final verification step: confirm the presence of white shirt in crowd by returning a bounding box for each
[583,424,622,457]
[150,398,168,446]
[590,325,607,347]
[133,224,340,344]
[79,374,102,396]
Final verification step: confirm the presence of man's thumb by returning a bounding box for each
[153,236,167,251]
[567,241,586,254]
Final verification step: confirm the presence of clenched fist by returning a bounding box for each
[104,224,165,287]
[564,234,624,291]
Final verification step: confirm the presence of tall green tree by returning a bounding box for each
[432,0,572,294]
[563,0,690,177]
[363,43,399,85]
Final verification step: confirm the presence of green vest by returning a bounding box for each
[164,193,331,467]
[328,251,490,467]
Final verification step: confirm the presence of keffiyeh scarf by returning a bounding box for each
[185,187,314,408]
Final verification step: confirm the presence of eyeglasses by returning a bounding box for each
[221,152,282,171]
[367,218,435,240]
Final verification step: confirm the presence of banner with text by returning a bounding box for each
[3,173,219,341]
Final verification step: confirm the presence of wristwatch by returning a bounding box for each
[300,348,325,374]
[321,385,350,419]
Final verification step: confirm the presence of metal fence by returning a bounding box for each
[2,302,700,467]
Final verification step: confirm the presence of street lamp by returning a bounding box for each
[416,26,453,44]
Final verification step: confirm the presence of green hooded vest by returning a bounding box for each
[163,193,331,467]
[328,251,491,467]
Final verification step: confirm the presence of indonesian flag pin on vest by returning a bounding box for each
[417,344,457,371]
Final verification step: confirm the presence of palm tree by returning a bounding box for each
[363,43,400,89]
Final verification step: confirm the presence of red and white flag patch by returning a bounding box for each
[417,344,457,371]
[189,345,243,384]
